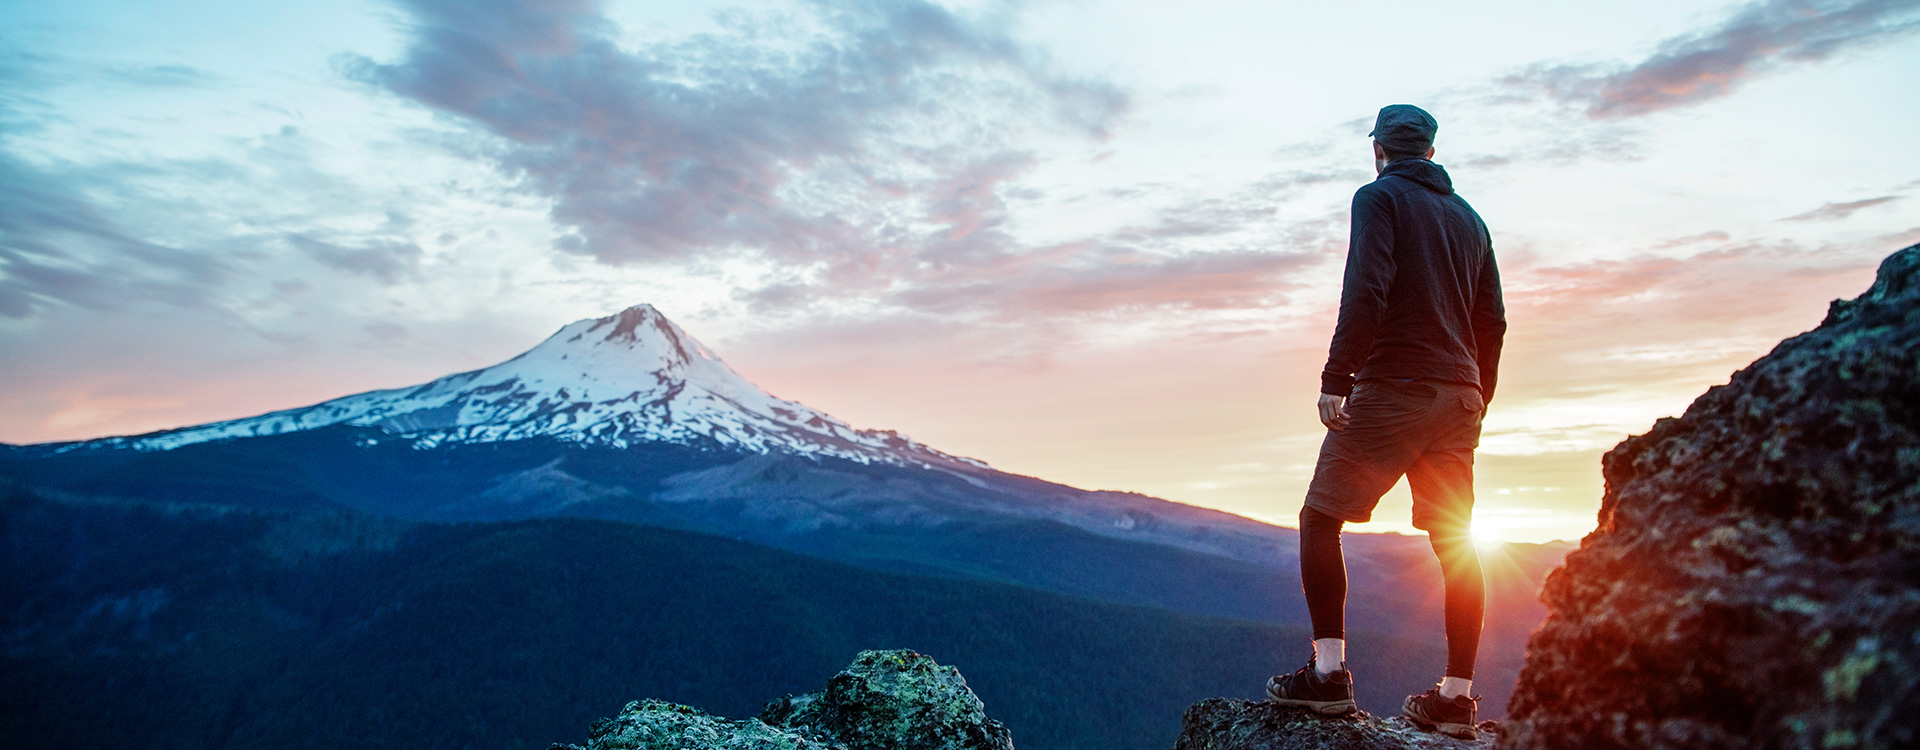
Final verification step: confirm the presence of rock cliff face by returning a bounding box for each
[1172,699,1495,749]
[1501,245,1920,749]
[554,650,1011,750]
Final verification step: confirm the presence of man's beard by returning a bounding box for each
[1375,157,1389,175]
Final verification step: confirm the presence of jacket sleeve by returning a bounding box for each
[1471,237,1506,403]
[1321,187,1397,397]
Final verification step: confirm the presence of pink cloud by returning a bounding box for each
[1653,231,1732,249]
[1505,0,1920,118]
[1782,195,1903,221]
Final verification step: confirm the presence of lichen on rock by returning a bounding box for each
[761,649,1012,750]
[551,649,1011,750]
[1500,244,1920,749]
[567,699,833,750]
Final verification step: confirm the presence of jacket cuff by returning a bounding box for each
[1320,371,1355,398]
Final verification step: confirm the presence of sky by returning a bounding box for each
[2,0,1917,543]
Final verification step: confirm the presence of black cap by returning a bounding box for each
[1369,104,1437,155]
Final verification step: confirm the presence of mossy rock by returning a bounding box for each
[582,699,836,750]
[762,649,1013,750]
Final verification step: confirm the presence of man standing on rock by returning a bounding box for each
[1264,104,1505,740]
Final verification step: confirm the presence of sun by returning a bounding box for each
[1471,523,1504,545]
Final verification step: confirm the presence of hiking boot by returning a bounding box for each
[1402,687,1479,739]
[1265,657,1356,715]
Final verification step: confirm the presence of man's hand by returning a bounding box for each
[1318,393,1350,432]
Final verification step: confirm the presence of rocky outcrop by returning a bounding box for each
[1501,245,1920,749]
[1172,698,1495,749]
[553,650,1012,750]
[759,650,1012,750]
[567,699,837,750]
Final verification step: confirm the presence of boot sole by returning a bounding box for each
[1267,696,1357,715]
[1402,711,1475,738]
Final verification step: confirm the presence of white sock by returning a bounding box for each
[1439,676,1472,699]
[1312,638,1345,673]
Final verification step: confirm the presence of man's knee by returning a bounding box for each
[1427,528,1480,570]
[1300,504,1345,536]
[1426,522,1469,542]
[1411,501,1473,535]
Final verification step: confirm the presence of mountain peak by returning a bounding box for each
[80,306,985,470]
[543,303,701,371]
[591,304,674,346]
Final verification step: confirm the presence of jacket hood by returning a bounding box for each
[1379,159,1454,195]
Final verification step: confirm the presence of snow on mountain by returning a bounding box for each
[88,305,985,469]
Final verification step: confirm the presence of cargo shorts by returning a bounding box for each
[1303,379,1486,532]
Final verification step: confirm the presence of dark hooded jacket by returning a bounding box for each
[1320,159,1505,401]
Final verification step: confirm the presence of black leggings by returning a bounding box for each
[1299,505,1485,679]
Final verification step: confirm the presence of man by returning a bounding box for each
[1264,104,1505,740]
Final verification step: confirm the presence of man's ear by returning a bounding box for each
[1373,141,1386,160]
[1424,146,1435,160]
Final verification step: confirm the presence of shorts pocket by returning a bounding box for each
[1348,381,1431,422]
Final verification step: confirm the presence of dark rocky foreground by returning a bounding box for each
[1172,699,1494,749]
[1500,244,1920,749]
[549,648,1498,750]
[550,649,1012,750]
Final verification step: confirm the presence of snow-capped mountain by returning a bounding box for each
[2,303,1573,717]
[92,305,983,469]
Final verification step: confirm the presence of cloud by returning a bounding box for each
[1782,195,1902,221]
[1654,230,1733,248]
[286,233,425,284]
[0,91,466,333]
[98,63,218,89]
[0,49,218,92]
[1110,168,1359,242]
[335,0,1338,326]
[0,153,231,319]
[346,0,1126,267]
[340,0,1347,327]
[724,160,1344,322]
[1504,0,1920,118]
[887,247,1318,317]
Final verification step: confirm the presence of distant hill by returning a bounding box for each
[0,426,1567,715]
[3,487,1455,750]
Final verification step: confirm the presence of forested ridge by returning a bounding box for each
[1,487,1451,750]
